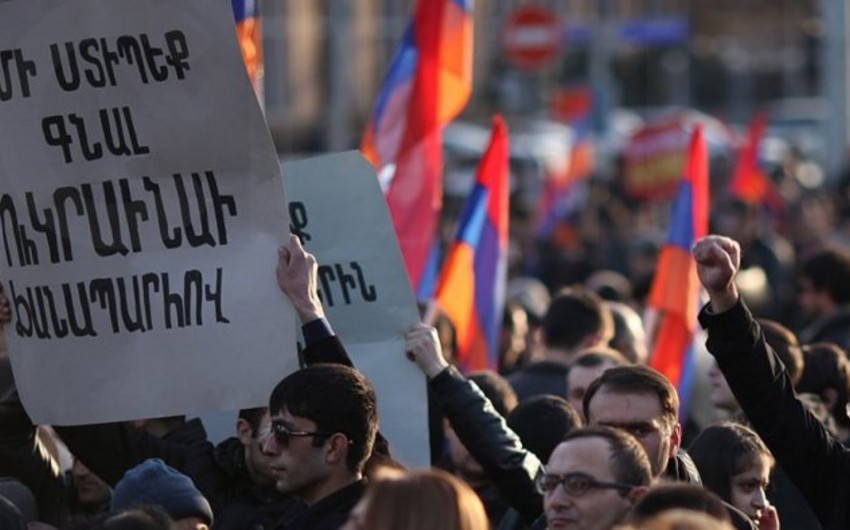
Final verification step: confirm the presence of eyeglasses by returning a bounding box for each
[264,421,333,447]
[535,472,636,497]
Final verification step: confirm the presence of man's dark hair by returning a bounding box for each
[759,319,804,385]
[238,407,268,437]
[74,506,177,530]
[582,365,679,429]
[507,395,582,462]
[469,371,518,418]
[269,364,378,473]
[567,348,628,377]
[628,483,731,524]
[560,426,652,489]
[798,342,850,428]
[543,287,613,351]
[802,247,850,304]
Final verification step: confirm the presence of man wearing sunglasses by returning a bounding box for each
[534,426,651,530]
[261,363,378,530]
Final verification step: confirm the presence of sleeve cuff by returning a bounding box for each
[301,318,334,346]
[697,298,752,341]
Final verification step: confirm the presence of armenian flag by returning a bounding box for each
[361,0,473,295]
[729,110,782,212]
[434,116,509,372]
[646,126,709,397]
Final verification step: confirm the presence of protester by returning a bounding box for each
[110,458,213,530]
[341,468,488,530]
[261,363,377,529]
[694,234,850,530]
[582,365,697,482]
[508,287,614,401]
[534,426,651,530]
[796,342,850,444]
[688,423,778,529]
[796,246,850,349]
[617,509,735,530]
[566,349,629,420]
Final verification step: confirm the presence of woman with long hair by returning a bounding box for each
[689,422,778,529]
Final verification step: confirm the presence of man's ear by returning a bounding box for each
[236,418,253,447]
[627,485,648,505]
[669,422,682,457]
[324,433,350,466]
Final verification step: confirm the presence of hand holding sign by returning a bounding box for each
[277,234,325,324]
[405,323,449,379]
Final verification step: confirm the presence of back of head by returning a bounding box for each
[687,422,772,503]
[618,509,735,530]
[629,483,731,524]
[569,348,629,373]
[507,395,582,462]
[561,426,653,488]
[544,287,613,353]
[468,370,518,417]
[582,365,679,429]
[111,459,213,525]
[759,319,804,385]
[797,342,850,428]
[607,301,648,364]
[269,364,378,473]
[507,276,551,327]
[586,270,634,304]
[362,469,488,530]
[802,246,850,304]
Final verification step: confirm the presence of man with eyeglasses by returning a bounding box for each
[261,363,378,530]
[533,426,651,530]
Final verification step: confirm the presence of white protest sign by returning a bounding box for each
[0,0,296,424]
[283,151,429,469]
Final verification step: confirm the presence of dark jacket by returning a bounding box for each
[275,479,366,530]
[431,365,546,525]
[798,305,850,351]
[700,299,850,530]
[506,360,568,402]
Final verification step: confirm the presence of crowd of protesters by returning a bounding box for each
[4,145,850,530]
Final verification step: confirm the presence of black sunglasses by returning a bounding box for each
[267,421,333,447]
[535,472,636,497]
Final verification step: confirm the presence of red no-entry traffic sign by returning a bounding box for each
[501,6,562,70]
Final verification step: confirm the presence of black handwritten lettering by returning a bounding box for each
[8,268,228,339]
[42,107,149,164]
[50,31,190,91]
[0,172,236,267]
[0,48,36,101]
[289,201,311,243]
[316,261,377,307]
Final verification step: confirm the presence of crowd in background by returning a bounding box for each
[3,142,850,530]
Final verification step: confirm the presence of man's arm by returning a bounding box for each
[406,323,544,524]
[277,234,352,367]
[694,235,849,522]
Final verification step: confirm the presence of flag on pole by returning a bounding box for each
[434,116,509,372]
[646,125,709,398]
[536,86,594,241]
[361,0,473,295]
[232,0,262,98]
[729,110,781,212]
